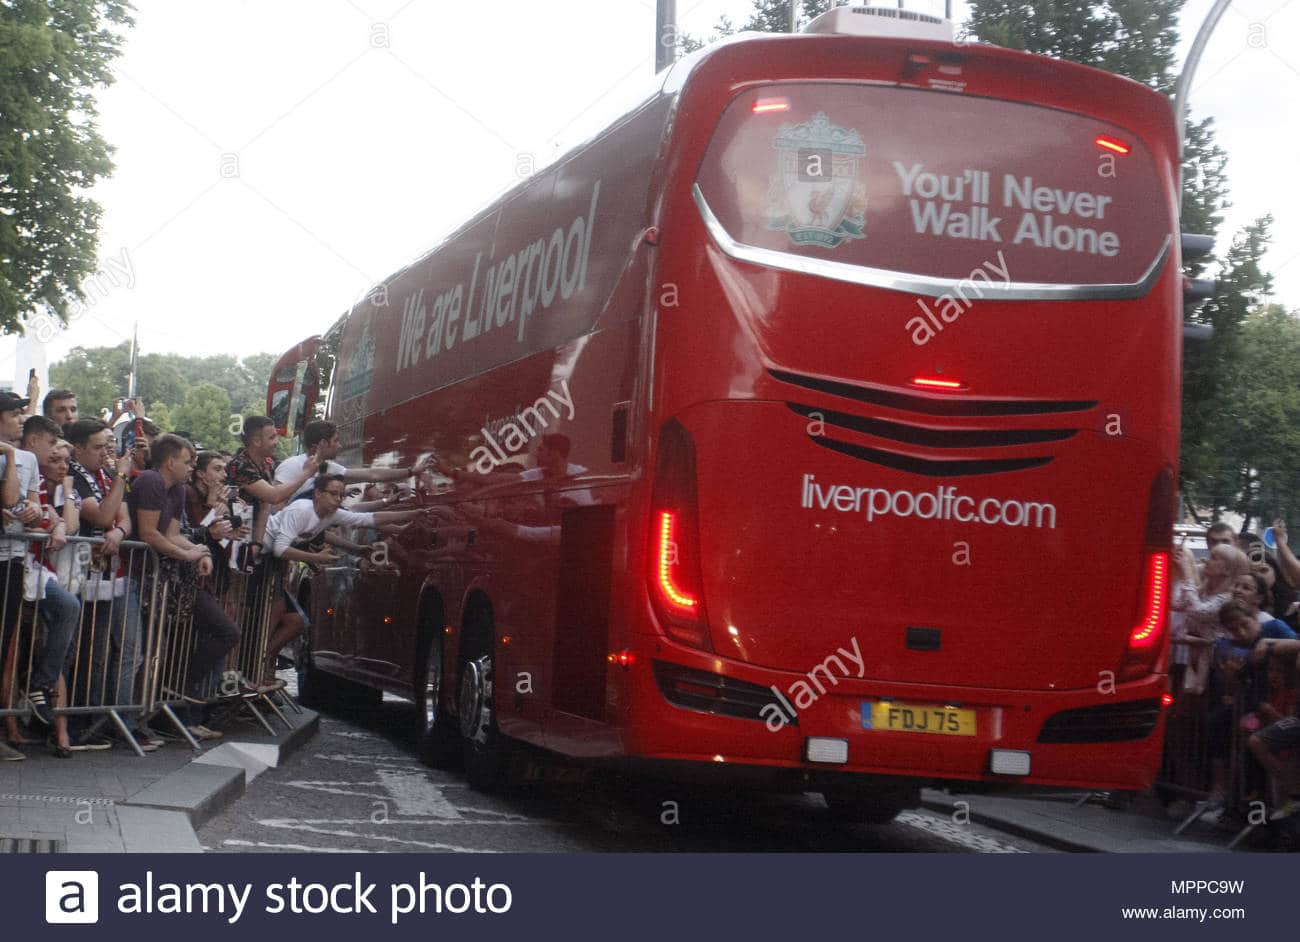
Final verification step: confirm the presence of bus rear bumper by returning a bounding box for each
[626,657,1168,793]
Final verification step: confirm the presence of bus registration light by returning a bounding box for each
[990,750,1031,776]
[1095,136,1130,155]
[805,738,849,764]
[752,97,790,114]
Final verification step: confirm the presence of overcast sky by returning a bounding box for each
[42,0,1300,366]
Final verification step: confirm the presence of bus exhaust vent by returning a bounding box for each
[1037,699,1162,744]
[803,6,955,42]
[654,661,796,725]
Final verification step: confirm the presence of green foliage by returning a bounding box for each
[1180,117,1230,278]
[676,1,831,53]
[740,0,832,33]
[0,0,134,334]
[172,383,236,453]
[49,342,280,423]
[145,400,175,434]
[1198,303,1300,529]
[965,0,1185,91]
[1180,216,1275,515]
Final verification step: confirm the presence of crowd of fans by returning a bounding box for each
[1169,521,1300,825]
[0,384,432,761]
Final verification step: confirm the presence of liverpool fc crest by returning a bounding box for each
[767,112,868,249]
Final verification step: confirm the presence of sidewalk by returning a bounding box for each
[0,699,318,853]
[922,789,1248,853]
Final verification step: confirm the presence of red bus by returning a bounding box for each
[271,6,1182,821]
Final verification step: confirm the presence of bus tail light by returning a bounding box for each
[1119,467,1175,682]
[649,421,711,651]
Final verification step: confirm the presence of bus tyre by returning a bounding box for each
[415,630,459,769]
[459,653,507,791]
[821,789,911,825]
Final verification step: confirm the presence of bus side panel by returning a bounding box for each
[348,313,644,751]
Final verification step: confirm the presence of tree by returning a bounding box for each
[1181,217,1274,515]
[49,343,282,420]
[965,1,1186,91]
[172,383,237,453]
[740,0,832,33]
[1180,116,1230,279]
[676,1,831,54]
[0,1,134,334]
[145,400,175,434]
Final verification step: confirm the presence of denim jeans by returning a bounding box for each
[30,580,82,692]
[82,580,142,708]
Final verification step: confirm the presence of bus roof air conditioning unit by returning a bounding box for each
[802,5,954,42]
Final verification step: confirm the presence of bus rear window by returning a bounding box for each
[694,84,1170,291]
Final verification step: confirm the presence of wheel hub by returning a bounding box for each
[459,656,492,741]
[422,642,442,731]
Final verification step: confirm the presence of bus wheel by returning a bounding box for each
[821,789,914,825]
[415,628,459,769]
[459,653,506,790]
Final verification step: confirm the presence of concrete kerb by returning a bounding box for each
[119,707,319,836]
[920,789,1227,854]
[921,790,1098,853]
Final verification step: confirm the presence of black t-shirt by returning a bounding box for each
[126,470,185,538]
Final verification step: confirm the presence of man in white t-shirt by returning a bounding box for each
[274,420,429,504]
[259,473,430,683]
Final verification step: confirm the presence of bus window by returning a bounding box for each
[266,337,322,440]
[695,84,1170,293]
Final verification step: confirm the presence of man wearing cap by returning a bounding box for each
[0,392,42,761]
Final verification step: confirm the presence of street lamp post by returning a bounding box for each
[656,0,677,73]
[1175,0,1234,191]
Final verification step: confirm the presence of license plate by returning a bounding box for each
[862,701,976,736]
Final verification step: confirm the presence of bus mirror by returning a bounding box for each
[1181,232,1214,261]
[1183,322,1213,342]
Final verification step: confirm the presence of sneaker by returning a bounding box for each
[134,724,165,748]
[187,725,224,741]
[26,689,55,727]
[1270,799,1300,822]
[0,741,24,761]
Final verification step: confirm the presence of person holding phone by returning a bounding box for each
[183,452,249,579]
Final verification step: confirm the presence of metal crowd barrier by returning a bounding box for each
[1,532,300,758]
[1158,639,1300,847]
